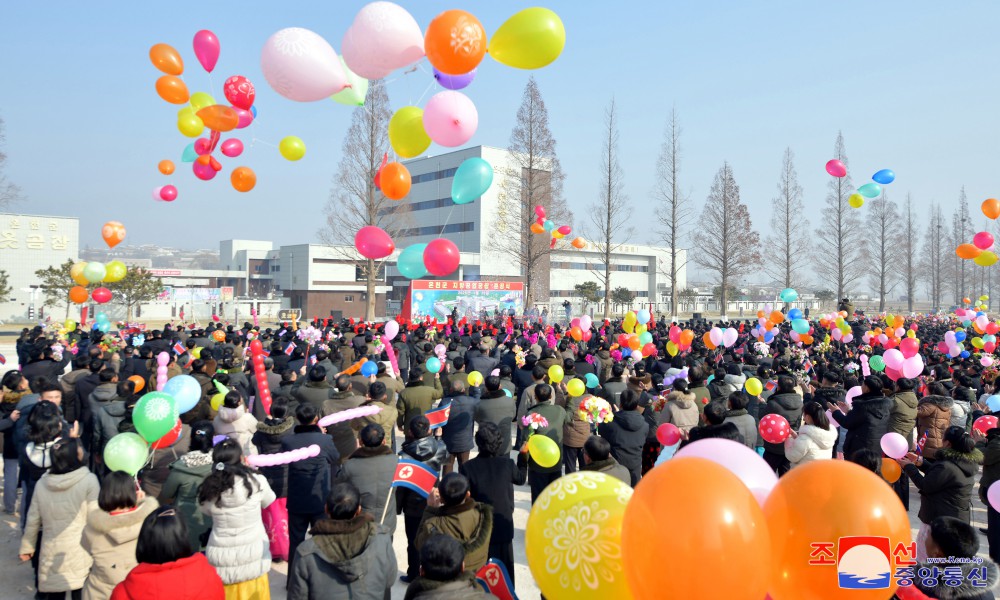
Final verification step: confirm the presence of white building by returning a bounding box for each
[0,213,80,321]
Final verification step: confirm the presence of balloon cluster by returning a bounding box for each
[955,208,998,266]
[702,325,739,350]
[249,340,274,416]
[815,310,853,345]
[825,160,895,209]
[615,309,668,358]
[528,205,584,249]
[92,312,113,334]
[567,314,593,342]
[68,221,129,306]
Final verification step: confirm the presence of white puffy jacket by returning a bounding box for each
[200,472,275,585]
[213,405,259,456]
[784,424,839,468]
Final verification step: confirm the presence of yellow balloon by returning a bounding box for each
[210,393,225,412]
[189,91,216,111]
[566,378,585,397]
[104,260,128,283]
[635,323,647,335]
[848,193,864,209]
[975,250,998,267]
[548,364,564,383]
[70,262,89,286]
[64,319,76,332]
[279,136,306,161]
[388,106,431,158]
[526,472,634,600]
[177,114,204,137]
[666,340,678,356]
[489,7,566,70]
[190,347,202,359]
[527,434,560,468]
[981,295,990,302]
[467,371,484,387]
[745,377,763,396]
[906,330,916,339]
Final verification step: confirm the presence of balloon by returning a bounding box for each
[83,261,107,284]
[880,432,908,459]
[488,7,566,70]
[354,226,395,259]
[901,354,924,379]
[104,261,127,283]
[261,27,348,102]
[422,238,459,276]
[881,457,902,483]
[91,287,111,304]
[154,184,176,202]
[423,91,478,147]
[526,472,634,600]
[235,107,253,128]
[623,457,771,600]
[67,262,88,288]
[149,43,184,75]
[467,371,484,387]
[389,106,431,158]
[674,438,779,506]
[69,286,89,304]
[745,377,763,397]
[433,67,476,90]
[988,395,1000,413]
[210,393,225,412]
[101,221,126,249]
[230,166,256,192]
[220,139,243,158]
[791,318,810,335]
[722,328,738,347]
[548,365,564,383]
[124,375,145,394]
[883,348,905,370]
[825,159,847,177]
[380,162,411,200]
[974,415,999,436]
[177,113,204,138]
[976,251,999,267]
[425,356,442,374]
[190,161,215,180]
[451,157,493,205]
[779,287,798,302]
[758,414,791,444]
[636,309,651,324]
[278,135,307,161]
[103,433,149,476]
[424,9,486,75]
[584,373,600,389]
[871,169,895,184]
[529,223,545,234]
[857,182,882,198]
[984,198,1000,220]
[570,237,586,249]
[566,378,585,397]
[196,105,238,132]
[527,434,560,468]
[157,159,175,176]
[956,243,982,259]
[868,355,885,372]
[162,375,202,414]
[764,460,911,600]
[331,57,369,106]
[192,29,220,72]
[223,75,255,110]
[848,193,864,209]
[899,337,919,358]
[133,392,179,443]
[397,243,428,279]
[156,75,189,104]
[384,320,400,341]
[656,423,681,446]
[361,361,378,377]
[342,1,424,79]
[150,419,183,450]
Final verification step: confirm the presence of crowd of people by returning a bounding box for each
[2,306,1000,599]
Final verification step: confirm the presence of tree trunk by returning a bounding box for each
[720,275,728,319]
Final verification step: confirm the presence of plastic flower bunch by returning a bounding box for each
[521,413,549,436]
[578,396,614,425]
[296,326,322,346]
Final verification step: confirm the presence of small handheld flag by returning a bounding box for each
[915,430,928,455]
[425,405,451,430]
[764,380,777,392]
[391,458,438,498]
[309,355,318,366]
[0,353,6,365]
[172,342,186,355]
[284,342,296,356]
[476,560,518,600]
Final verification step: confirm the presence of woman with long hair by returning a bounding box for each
[784,401,838,469]
[158,421,215,551]
[198,438,275,597]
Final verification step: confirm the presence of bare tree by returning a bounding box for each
[319,81,399,321]
[0,116,22,211]
[920,203,946,311]
[695,162,760,318]
[867,193,901,313]
[901,194,919,313]
[587,98,633,319]
[491,77,571,308]
[763,147,809,292]
[653,107,691,319]
[813,132,864,301]
[956,187,973,303]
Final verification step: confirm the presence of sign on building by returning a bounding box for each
[410,280,524,321]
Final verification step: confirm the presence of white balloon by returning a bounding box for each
[342,2,424,79]
[261,28,347,102]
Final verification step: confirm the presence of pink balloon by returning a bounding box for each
[193,162,216,181]
[223,75,255,110]
[880,432,908,459]
[233,108,254,129]
[975,231,995,250]
[883,348,905,370]
[988,481,1000,512]
[220,139,244,158]
[354,226,395,259]
[341,1,424,79]
[899,337,919,359]
[675,438,778,506]
[825,410,840,428]
[160,185,178,201]
[709,327,723,346]
[825,159,847,177]
[656,423,681,446]
[194,138,211,155]
[902,355,924,379]
[722,328,738,347]
[193,30,221,73]
[261,28,347,102]
[423,238,460,276]
[422,91,478,147]
[384,319,399,340]
[152,186,164,201]
[844,385,862,408]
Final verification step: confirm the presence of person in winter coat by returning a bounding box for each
[581,435,630,485]
[602,363,628,408]
[398,415,449,582]
[18,397,74,533]
[439,379,480,475]
[724,391,758,449]
[398,369,444,435]
[324,375,367,463]
[951,374,976,431]
[599,389,649,486]
[198,438,276,596]
[110,505,225,600]
[293,366,335,415]
[0,371,27,514]
[82,471,159,600]
[459,423,528,584]
[889,377,919,446]
[353,381,398,452]
[94,380,135,463]
[338,424,399,532]
[287,482,396,600]
[917,382,955,460]
[687,365,713,419]
[784,401,838,469]
[658,380,700,434]
[974,426,1000,564]
[414,473,494,575]
[19,438,100,599]
[762,375,805,475]
[252,398,295,562]
[158,421,214,551]
[901,426,983,562]
[911,516,1000,600]
[830,375,892,460]
[560,383,591,474]
[86,370,119,463]
[521,384,568,503]
[473,376,516,457]
[403,534,498,600]
[212,391,258,456]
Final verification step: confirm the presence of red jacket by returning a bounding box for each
[110,553,224,600]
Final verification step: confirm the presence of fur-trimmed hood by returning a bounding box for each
[256,417,293,436]
[307,513,377,582]
[937,446,984,477]
[915,559,999,599]
[216,404,246,424]
[666,390,695,409]
[86,497,159,544]
[402,573,484,600]
[724,373,747,389]
[920,395,955,410]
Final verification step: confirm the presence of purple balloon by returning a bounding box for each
[433,67,476,90]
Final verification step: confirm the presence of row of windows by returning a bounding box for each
[552,262,649,272]
[378,197,455,216]
[411,167,458,184]
[550,290,650,298]
[397,222,475,237]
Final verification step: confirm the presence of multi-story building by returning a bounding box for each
[0,213,80,321]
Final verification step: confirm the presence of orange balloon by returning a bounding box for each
[763,460,911,600]
[800,334,813,345]
[530,223,545,234]
[69,286,89,304]
[892,315,904,329]
[703,331,717,350]
[756,310,765,319]
[623,458,771,600]
[770,310,784,324]
[158,159,175,175]
[380,162,411,200]
[570,237,586,249]
[957,244,982,260]
[963,297,973,304]
[156,75,189,104]
[196,105,238,132]
[231,166,256,192]
[128,375,145,393]
[881,457,901,483]
[424,10,487,75]
[679,329,694,346]
[101,221,126,249]
[628,335,641,351]
[984,198,1000,220]
[149,43,184,75]
[212,330,226,342]
[195,155,211,166]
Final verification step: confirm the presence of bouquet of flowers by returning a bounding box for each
[50,343,64,362]
[296,326,322,346]
[98,334,126,355]
[814,339,833,355]
[514,345,526,369]
[753,341,771,358]
[578,396,614,425]
[521,414,549,437]
[651,393,668,413]
[844,361,860,375]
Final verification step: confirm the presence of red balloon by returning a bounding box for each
[642,342,657,357]
[899,337,919,359]
[656,423,680,446]
[758,414,790,444]
[986,342,997,354]
[92,287,112,304]
[249,339,263,354]
[974,415,999,436]
[223,75,256,110]
[354,226,395,259]
[160,185,177,201]
[194,138,211,155]
[885,366,901,382]
[151,419,183,449]
[423,238,460,276]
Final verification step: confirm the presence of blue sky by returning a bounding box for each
[2,2,999,258]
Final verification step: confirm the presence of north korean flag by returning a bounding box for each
[172,342,186,355]
[475,560,518,600]
[308,354,318,366]
[425,405,451,430]
[764,380,777,392]
[284,342,296,356]
[391,459,438,498]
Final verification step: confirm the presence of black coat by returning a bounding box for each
[904,447,983,525]
[397,435,448,518]
[833,393,892,457]
[20,357,69,383]
[282,425,340,514]
[460,454,527,543]
[252,417,294,498]
[440,394,479,454]
[598,410,649,485]
[761,393,804,456]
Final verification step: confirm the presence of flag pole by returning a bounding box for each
[379,486,393,526]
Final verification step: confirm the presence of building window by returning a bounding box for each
[396,222,474,238]
[410,167,458,184]
[312,258,348,264]
[344,295,354,302]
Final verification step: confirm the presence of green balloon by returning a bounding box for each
[869,355,886,372]
[639,331,653,346]
[791,318,811,335]
[857,182,882,199]
[397,243,428,279]
[83,261,107,284]
[779,288,798,303]
[133,391,179,443]
[104,433,149,476]
[331,57,368,106]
